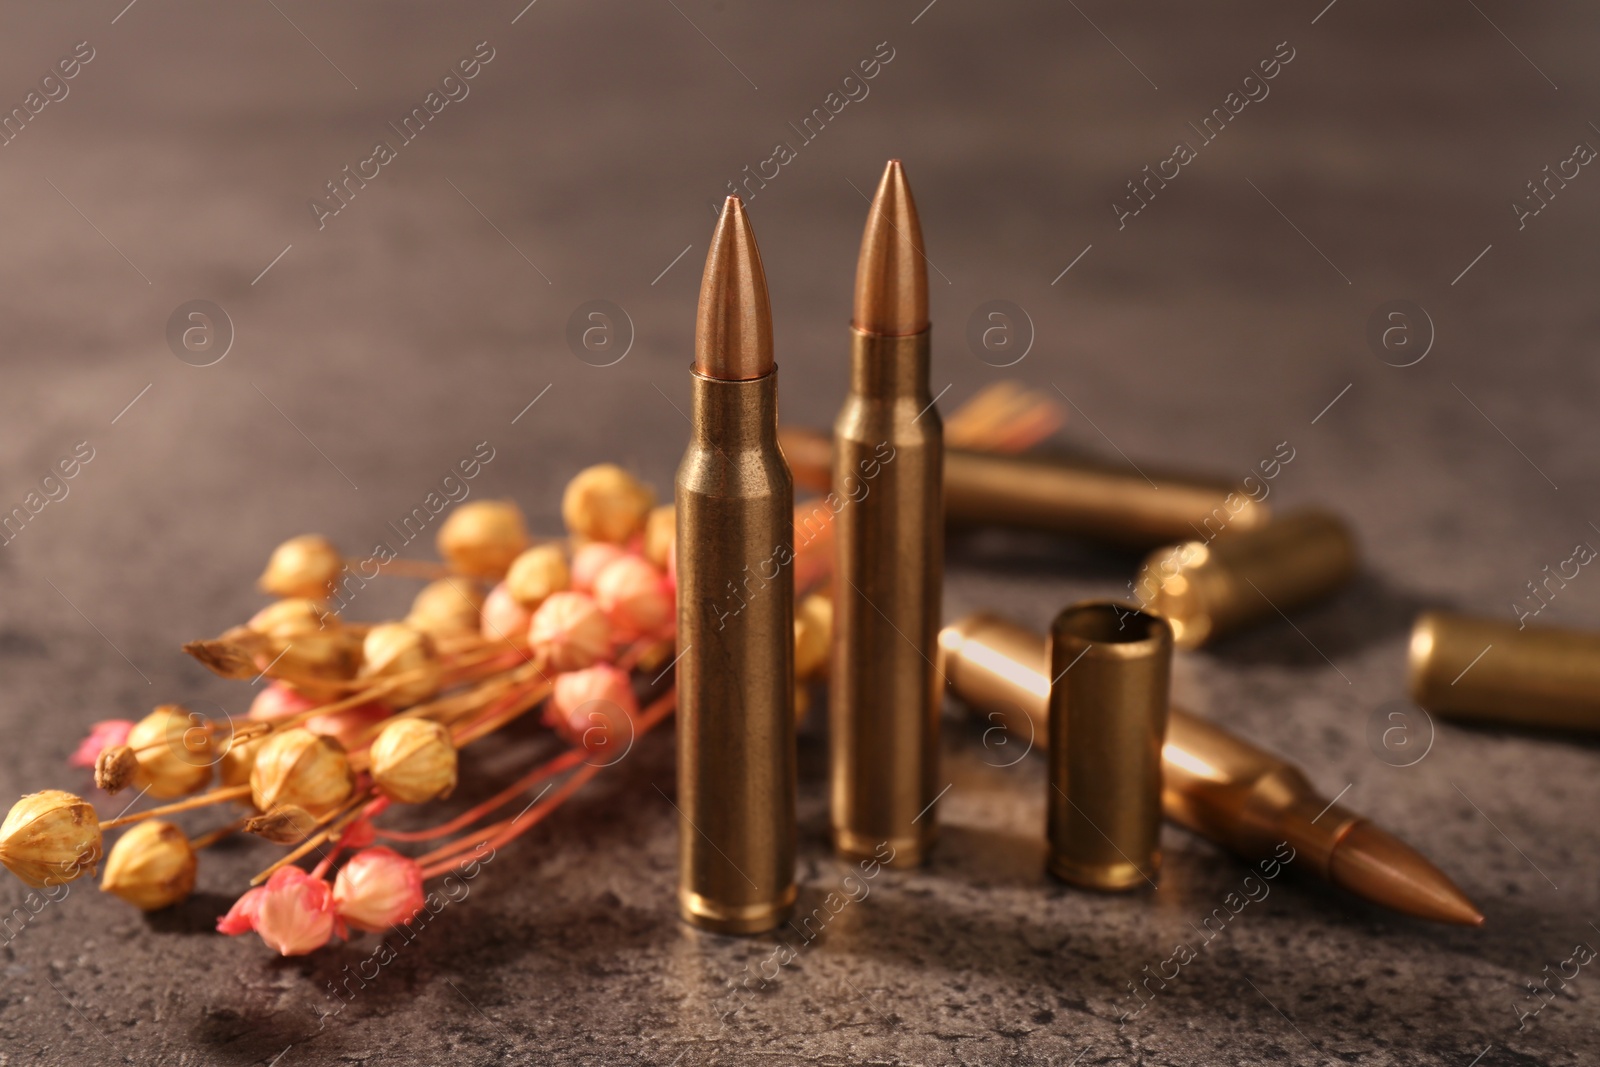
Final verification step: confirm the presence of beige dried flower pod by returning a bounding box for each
[406,579,485,638]
[100,820,196,911]
[247,598,337,638]
[250,728,354,817]
[243,805,318,844]
[369,719,458,804]
[358,623,440,708]
[562,464,654,544]
[528,592,612,672]
[266,630,361,702]
[794,594,833,680]
[258,535,343,600]
[218,730,266,788]
[505,544,569,609]
[94,745,139,795]
[127,706,216,799]
[437,500,528,578]
[643,504,675,569]
[0,790,101,889]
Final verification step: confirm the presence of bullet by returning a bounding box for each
[1135,508,1358,648]
[1047,602,1172,890]
[939,613,1483,925]
[674,197,796,934]
[1409,610,1600,732]
[776,425,1271,550]
[830,160,943,867]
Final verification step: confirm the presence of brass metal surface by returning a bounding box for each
[674,201,795,935]
[851,160,928,336]
[776,424,1268,549]
[1409,610,1600,732]
[939,613,1482,924]
[1137,507,1357,648]
[829,329,942,867]
[1046,602,1172,890]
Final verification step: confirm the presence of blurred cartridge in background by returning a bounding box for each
[1134,508,1358,648]
[1409,610,1600,732]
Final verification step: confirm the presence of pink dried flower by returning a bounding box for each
[332,847,425,933]
[546,665,639,752]
[252,867,339,956]
[305,702,392,751]
[480,581,533,642]
[216,885,265,936]
[570,542,626,593]
[69,720,133,769]
[592,555,672,642]
[528,592,612,672]
[248,681,319,724]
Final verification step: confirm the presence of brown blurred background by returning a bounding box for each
[0,2,1596,1064]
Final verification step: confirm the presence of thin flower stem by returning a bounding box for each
[449,682,551,748]
[249,790,372,885]
[374,747,587,843]
[189,817,249,850]
[100,784,252,829]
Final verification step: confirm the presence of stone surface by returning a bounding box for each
[0,1,1596,1064]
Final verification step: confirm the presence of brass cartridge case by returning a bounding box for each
[830,329,942,867]
[775,424,1271,550]
[1409,610,1600,732]
[940,614,1483,925]
[1137,508,1357,649]
[1046,602,1172,890]
[674,370,797,934]
[945,448,1270,549]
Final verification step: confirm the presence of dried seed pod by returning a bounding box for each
[0,790,102,889]
[369,719,457,804]
[794,593,833,680]
[480,582,533,642]
[127,706,216,799]
[406,579,485,638]
[546,664,638,752]
[506,545,570,609]
[250,728,355,817]
[562,464,654,544]
[258,535,343,601]
[529,591,612,672]
[571,542,626,593]
[218,728,268,788]
[244,805,319,844]
[358,623,440,708]
[100,820,197,911]
[94,745,139,795]
[643,503,675,569]
[593,555,671,642]
[437,500,529,578]
[247,598,337,639]
[333,847,424,932]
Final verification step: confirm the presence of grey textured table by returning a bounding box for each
[0,2,1596,1064]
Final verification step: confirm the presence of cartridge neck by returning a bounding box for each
[849,327,931,401]
[689,368,780,451]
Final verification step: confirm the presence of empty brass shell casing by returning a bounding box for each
[1046,602,1172,890]
[1409,610,1600,732]
[674,370,797,934]
[1137,508,1358,649]
[830,329,942,867]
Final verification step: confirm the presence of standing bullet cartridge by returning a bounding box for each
[1409,610,1600,732]
[776,425,1271,551]
[674,196,796,934]
[830,160,943,868]
[1136,508,1358,648]
[1047,601,1172,890]
[939,613,1483,925]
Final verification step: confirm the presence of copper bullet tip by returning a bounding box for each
[695,196,773,381]
[1328,821,1485,927]
[853,160,929,336]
